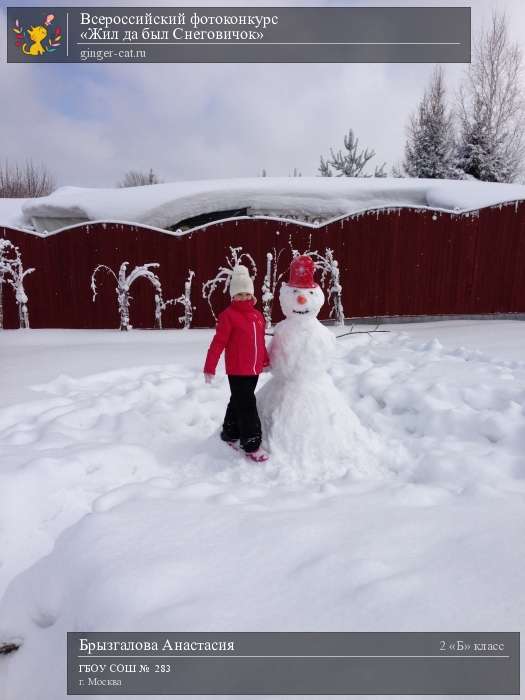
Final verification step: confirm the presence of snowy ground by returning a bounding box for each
[0,321,524,700]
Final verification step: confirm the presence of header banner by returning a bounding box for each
[7,7,471,63]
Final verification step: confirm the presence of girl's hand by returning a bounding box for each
[204,373,214,384]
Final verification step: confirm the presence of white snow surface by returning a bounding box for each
[0,197,30,230]
[0,322,524,700]
[3,176,525,233]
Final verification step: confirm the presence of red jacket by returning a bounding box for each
[204,299,270,376]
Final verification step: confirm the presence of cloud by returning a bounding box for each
[1,0,524,187]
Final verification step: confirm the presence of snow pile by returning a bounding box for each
[342,333,525,489]
[0,197,30,230]
[3,176,525,233]
[424,179,525,211]
[0,324,525,699]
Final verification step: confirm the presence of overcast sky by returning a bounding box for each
[1,0,524,187]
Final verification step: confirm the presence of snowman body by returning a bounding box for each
[257,281,381,481]
[269,314,335,382]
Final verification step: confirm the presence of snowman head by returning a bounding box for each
[279,255,325,319]
[279,283,325,319]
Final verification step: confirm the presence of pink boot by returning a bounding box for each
[245,448,270,463]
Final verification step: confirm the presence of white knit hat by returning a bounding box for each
[229,264,254,298]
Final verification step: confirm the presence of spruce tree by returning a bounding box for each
[318,129,386,178]
[403,66,459,179]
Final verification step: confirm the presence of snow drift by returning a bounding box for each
[2,176,525,234]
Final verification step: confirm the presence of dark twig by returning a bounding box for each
[336,319,390,339]
[336,330,390,338]
[266,321,390,339]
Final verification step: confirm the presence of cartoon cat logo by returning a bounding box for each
[12,14,62,57]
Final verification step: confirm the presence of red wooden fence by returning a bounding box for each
[1,202,525,329]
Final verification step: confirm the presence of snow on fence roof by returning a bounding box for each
[0,197,31,231]
[2,176,525,234]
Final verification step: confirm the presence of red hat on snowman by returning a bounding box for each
[286,255,318,289]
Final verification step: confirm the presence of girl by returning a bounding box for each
[203,264,270,463]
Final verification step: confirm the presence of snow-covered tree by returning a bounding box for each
[161,270,195,329]
[178,269,195,329]
[310,249,345,326]
[457,94,513,183]
[456,11,525,182]
[91,262,163,331]
[288,231,314,261]
[261,247,288,329]
[391,162,405,178]
[403,66,461,179]
[319,129,387,178]
[319,157,333,177]
[0,245,9,329]
[0,239,35,329]
[261,252,274,328]
[202,247,257,321]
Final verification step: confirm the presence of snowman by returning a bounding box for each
[257,255,382,481]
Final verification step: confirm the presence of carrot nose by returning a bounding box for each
[297,295,307,305]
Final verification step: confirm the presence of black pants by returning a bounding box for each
[221,375,261,453]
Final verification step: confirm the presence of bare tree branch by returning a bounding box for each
[456,10,525,182]
[117,168,163,187]
[0,159,55,197]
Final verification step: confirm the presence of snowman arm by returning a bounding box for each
[203,311,232,375]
